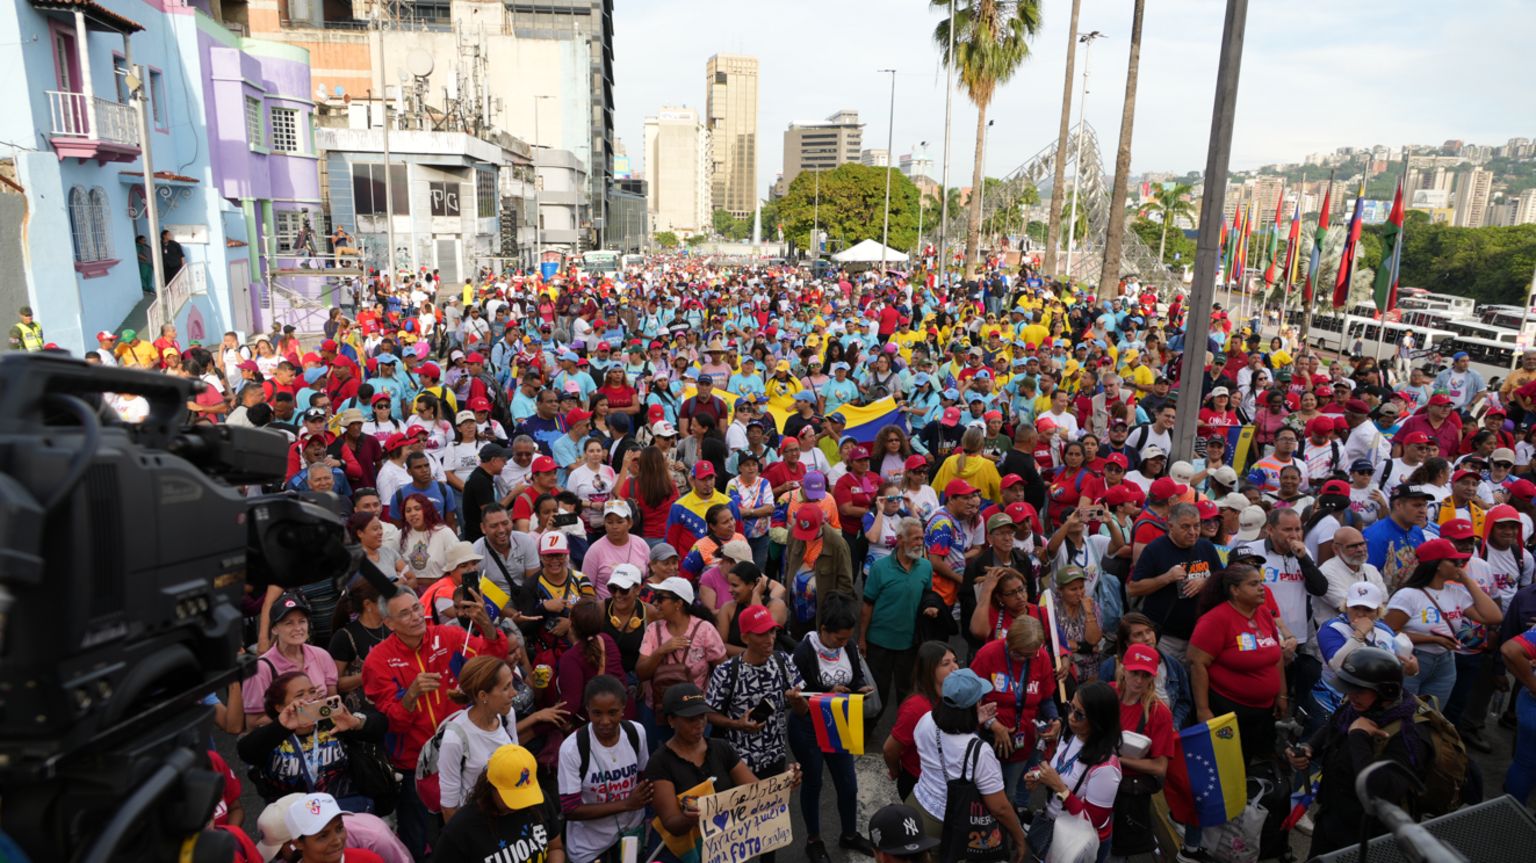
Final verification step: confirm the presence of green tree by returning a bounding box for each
[934,0,1043,275]
[711,209,751,241]
[776,163,921,254]
[1026,219,1049,244]
[654,231,680,249]
[1098,0,1146,299]
[1147,182,1195,263]
[1131,216,1194,268]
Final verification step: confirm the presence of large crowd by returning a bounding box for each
[17,253,1536,863]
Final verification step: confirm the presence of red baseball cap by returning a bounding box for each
[1105,453,1129,470]
[1401,431,1431,446]
[1440,518,1476,541]
[1452,469,1481,485]
[469,396,492,412]
[1344,398,1371,414]
[791,505,824,541]
[1123,643,1161,675]
[737,604,780,635]
[848,444,871,460]
[419,362,441,380]
[1320,479,1352,498]
[1416,538,1470,563]
[940,407,962,428]
[1196,499,1221,520]
[371,392,392,405]
[1306,416,1335,437]
[383,433,410,453]
[648,404,666,421]
[566,408,592,426]
[1332,416,1351,433]
[404,425,429,439]
[945,479,979,497]
[1428,394,1453,407]
[692,461,716,479]
[465,351,486,364]
[531,455,557,473]
[1510,479,1536,500]
[1000,473,1024,489]
[1149,477,1188,502]
[904,454,929,472]
[1004,501,1037,526]
[983,410,1003,423]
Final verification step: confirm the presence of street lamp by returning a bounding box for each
[978,119,995,254]
[532,94,554,266]
[879,68,896,274]
[916,140,928,254]
[939,0,956,285]
[1065,30,1105,281]
[811,169,821,261]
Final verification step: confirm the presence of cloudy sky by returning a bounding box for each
[611,0,1535,196]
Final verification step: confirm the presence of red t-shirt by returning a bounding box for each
[890,694,932,778]
[511,486,542,524]
[1188,602,1284,708]
[618,477,677,540]
[763,459,806,491]
[1114,690,1177,764]
[970,640,1058,761]
[597,383,637,411]
[833,471,880,535]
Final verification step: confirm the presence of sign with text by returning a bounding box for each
[696,772,795,863]
[429,181,461,218]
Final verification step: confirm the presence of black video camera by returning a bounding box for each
[0,353,354,862]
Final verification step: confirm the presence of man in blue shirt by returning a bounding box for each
[515,389,567,455]
[388,451,458,531]
[1364,484,1435,588]
[550,407,591,483]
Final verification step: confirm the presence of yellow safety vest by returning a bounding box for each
[16,321,42,351]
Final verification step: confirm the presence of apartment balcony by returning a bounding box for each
[46,90,141,164]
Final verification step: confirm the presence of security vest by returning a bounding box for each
[16,321,42,351]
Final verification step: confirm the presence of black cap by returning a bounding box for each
[479,443,511,462]
[1390,483,1436,502]
[661,683,710,717]
[303,408,327,422]
[868,803,940,855]
[268,591,311,627]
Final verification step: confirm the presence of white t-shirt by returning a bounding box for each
[1480,543,1535,608]
[1240,540,1314,644]
[1348,486,1385,526]
[557,723,649,863]
[903,485,941,525]
[1304,515,1341,561]
[911,713,1005,821]
[1375,458,1418,493]
[438,441,481,484]
[1042,735,1122,827]
[806,632,854,688]
[1132,425,1173,458]
[1387,583,1475,655]
[1043,410,1080,440]
[436,708,519,810]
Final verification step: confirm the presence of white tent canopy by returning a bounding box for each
[832,239,909,264]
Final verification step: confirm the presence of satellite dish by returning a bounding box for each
[333,85,344,97]
[315,85,329,102]
[406,50,434,79]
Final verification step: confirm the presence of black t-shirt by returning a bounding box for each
[643,738,743,795]
[1129,536,1225,639]
[997,448,1046,513]
[461,467,497,543]
[433,799,563,863]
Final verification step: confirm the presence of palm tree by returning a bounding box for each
[1149,182,1194,263]
[934,0,1043,277]
[1096,0,1145,299]
[1043,0,1081,276]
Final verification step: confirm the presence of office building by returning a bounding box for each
[644,107,711,236]
[900,148,935,181]
[1453,167,1493,228]
[705,53,759,219]
[781,110,862,186]
[1514,189,1536,226]
[860,148,888,168]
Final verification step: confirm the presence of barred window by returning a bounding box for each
[270,107,300,153]
[68,186,112,262]
[273,210,305,252]
[477,169,496,218]
[244,96,264,149]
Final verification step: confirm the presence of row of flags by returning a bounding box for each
[1220,160,1409,318]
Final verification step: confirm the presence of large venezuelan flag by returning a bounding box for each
[808,693,865,754]
[680,384,792,434]
[828,397,907,444]
[1172,712,1247,828]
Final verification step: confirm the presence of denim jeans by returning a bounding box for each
[1505,688,1536,806]
[787,713,860,839]
[747,533,770,573]
[1405,648,1457,711]
[1444,650,1496,729]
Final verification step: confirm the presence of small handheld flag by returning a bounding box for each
[807,693,865,754]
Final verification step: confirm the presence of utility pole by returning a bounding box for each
[811,169,821,261]
[916,141,928,253]
[1064,30,1104,282]
[938,0,955,285]
[880,68,897,274]
[1171,0,1249,463]
[373,13,397,281]
[127,62,165,324]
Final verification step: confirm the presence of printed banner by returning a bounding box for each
[808,693,864,755]
[696,771,796,863]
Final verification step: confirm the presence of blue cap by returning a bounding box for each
[941,668,993,709]
[558,350,579,362]
[375,353,397,365]
[831,362,850,373]
[943,387,960,400]
[975,370,991,380]
[1013,357,1029,367]
[1453,351,1469,361]
[1349,459,1376,474]
[303,367,327,384]
[793,390,816,402]
[914,372,932,387]
[697,374,714,386]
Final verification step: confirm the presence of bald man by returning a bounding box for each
[1314,526,1386,624]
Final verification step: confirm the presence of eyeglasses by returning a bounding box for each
[997,587,1024,599]
[611,584,633,594]
[1069,707,1087,721]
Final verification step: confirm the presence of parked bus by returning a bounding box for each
[581,250,621,274]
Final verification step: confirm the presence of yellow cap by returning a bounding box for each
[486,745,544,810]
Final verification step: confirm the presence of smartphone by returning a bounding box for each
[552,511,580,528]
[463,571,481,597]
[747,697,774,724]
[296,695,342,725]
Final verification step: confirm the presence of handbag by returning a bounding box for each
[343,734,400,818]
[1046,811,1100,863]
[650,620,700,710]
[934,734,1009,863]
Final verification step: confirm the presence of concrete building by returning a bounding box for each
[1244,176,1286,226]
[643,106,710,236]
[705,53,758,219]
[533,146,590,250]
[900,147,934,181]
[1453,167,1493,228]
[781,109,861,186]
[860,148,889,167]
[1514,189,1536,226]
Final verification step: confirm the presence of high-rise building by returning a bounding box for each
[860,148,889,168]
[781,111,862,187]
[643,107,711,236]
[1514,189,1536,226]
[706,54,759,219]
[1453,167,1493,227]
[900,147,935,181]
[1244,176,1286,226]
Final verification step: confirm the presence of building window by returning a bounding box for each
[351,163,408,216]
[476,169,496,218]
[244,96,264,149]
[273,210,310,252]
[68,185,112,263]
[270,107,300,153]
[149,68,166,129]
[112,56,129,103]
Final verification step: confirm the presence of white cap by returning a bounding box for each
[1141,444,1166,460]
[285,792,343,840]
[1219,492,1250,511]
[651,420,678,437]
[443,540,484,571]
[719,538,754,562]
[608,563,643,591]
[653,575,696,605]
[256,793,306,860]
[1235,505,1267,542]
[538,531,570,556]
[455,410,478,425]
[603,499,633,519]
[1169,461,1195,484]
[1209,386,1230,398]
[1213,466,1240,488]
[1492,447,1517,464]
[1345,581,1386,610]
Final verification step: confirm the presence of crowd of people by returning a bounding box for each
[19,254,1536,863]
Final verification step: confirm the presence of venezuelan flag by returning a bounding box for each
[1174,712,1247,828]
[809,693,864,755]
[1225,424,1257,475]
[653,776,715,861]
[680,384,791,434]
[479,576,512,621]
[828,397,907,445]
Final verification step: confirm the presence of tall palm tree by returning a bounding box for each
[1043,0,1081,276]
[1149,182,1195,263]
[1096,0,1145,299]
[934,0,1043,277]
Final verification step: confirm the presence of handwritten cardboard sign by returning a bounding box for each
[696,772,796,863]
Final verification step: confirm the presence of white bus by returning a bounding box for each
[581,250,621,274]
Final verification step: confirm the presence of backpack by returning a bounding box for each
[574,720,642,780]
[1093,570,1125,641]
[1130,508,1169,547]
[790,567,818,625]
[1373,696,1469,817]
[415,709,510,813]
[649,619,702,710]
[1298,438,1342,480]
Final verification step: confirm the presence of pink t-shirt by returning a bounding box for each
[242,644,341,714]
[698,565,732,612]
[581,535,652,599]
[639,617,727,697]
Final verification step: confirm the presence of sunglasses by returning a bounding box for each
[611,584,634,594]
[1069,707,1087,721]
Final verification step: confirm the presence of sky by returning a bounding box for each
[611,0,1536,199]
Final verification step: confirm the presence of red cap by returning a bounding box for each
[1149,477,1188,502]
[1440,518,1476,541]
[1402,431,1431,446]
[983,410,1003,422]
[320,339,339,352]
[1004,501,1036,526]
[1320,479,1352,498]
[791,505,824,541]
[1345,398,1371,414]
[383,433,410,453]
[1428,394,1453,407]
[531,455,557,473]
[95,330,117,341]
[1122,643,1161,676]
[737,604,780,635]
[647,404,666,421]
[1510,479,1536,500]
[465,351,486,364]
[944,479,979,497]
[405,425,429,439]
[566,408,592,426]
[469,396,492,412]
[940,407,962,427]
[1306,416,1336,437]
[1416,538,1470,563]
[596,340,611,351]
[419,362,441,380]
[1196,499,1221,520]
[904,454,929,471]
[692,461,716,479]
[1105,453,1129,470]
[1104,485,1137,507]
[1000,473,1024,489]
[301,352,322,366]
[1453,468,1482,484]
[847,444,871,460]
[1332,416,1351,433]
[370,392,392,405]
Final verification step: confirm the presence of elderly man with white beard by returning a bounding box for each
[1313,526,1387,625]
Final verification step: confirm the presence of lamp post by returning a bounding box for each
[532,94,554,267]
[811,169,821,261]
[916,140,928,254]
[1064,30,1104,282]
[372,14,397,279]
[978,119,995,254]
[939,0,955,285]
[126,64,165,325]
[879,68,896,274]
